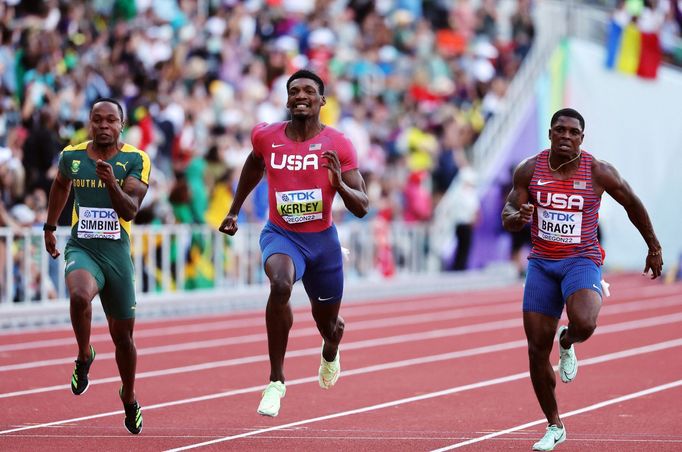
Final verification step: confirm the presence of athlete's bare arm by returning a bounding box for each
[322,150,368,218]
[502,157,536,232]
[592,158,663,278]
[44,170,73,259]
[219,151,266,236]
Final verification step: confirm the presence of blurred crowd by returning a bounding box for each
[0,0,539,299]
[0,0,537,231]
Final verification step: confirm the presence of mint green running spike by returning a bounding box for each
[318,340,340,389]
[257,381,286,417]
[533,424,566,451]
[557,326,578,383]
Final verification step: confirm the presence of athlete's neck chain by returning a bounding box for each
[548,149,581,172]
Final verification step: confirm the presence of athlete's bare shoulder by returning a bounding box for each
[513,155,539,187]
[590,155,621,195]
[251,122,287,157]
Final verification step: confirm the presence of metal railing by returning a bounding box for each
[0,220,433,307]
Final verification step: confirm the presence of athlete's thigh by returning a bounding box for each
[559,257,603,300]
[565,288,601,328]
[310,296,342,327]
[302,227,343,304]
[561,258,602,327]
[264,253,296,286]
[523,259,564,319]
[64,246,105,297]
[260,223,306,281]
[99,256,137,320]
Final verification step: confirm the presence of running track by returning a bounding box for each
[1,272,681,451]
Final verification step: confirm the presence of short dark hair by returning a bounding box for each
[551,108,585,131]
[286,69,325,95]
[90,97,125,121]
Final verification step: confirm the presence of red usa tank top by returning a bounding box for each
[528,149,603,265]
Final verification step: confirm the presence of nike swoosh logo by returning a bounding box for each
[562,363,576,378]
[537,180,554,186]
[318,296,335,302]
[271,143,285,148]
[592,284,600,290]
[66,261,75,270]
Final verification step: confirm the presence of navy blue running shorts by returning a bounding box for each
[523,257,602,319]
[259,221,343,303]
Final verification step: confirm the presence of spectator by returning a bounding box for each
[403,170,433,223]
[0,0,543,289]
[22,108,62,195]
[449,167,480,271]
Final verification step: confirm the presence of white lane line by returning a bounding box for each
[4,310,682,399]
[2,282,678,352]
[4,291,682,372]
[0,319,521,398]
[0,291,518,353]
[2,337,681,438]
[0,310,524,371]
[0,292,504,350]
[431,379,682,451]
[164,344,682,451]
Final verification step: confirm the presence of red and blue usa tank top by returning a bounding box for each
[252,122,359,233]
[528,149,603,265]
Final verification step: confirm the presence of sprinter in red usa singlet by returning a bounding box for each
[502,108,662,451]
[219,70,368,417]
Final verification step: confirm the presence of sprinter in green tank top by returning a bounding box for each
[43,98,150,435]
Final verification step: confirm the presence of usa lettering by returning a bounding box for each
[271,154,319,171]
[536,192,584,210]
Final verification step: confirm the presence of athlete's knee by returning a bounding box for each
[569,320,597,342]
[527,340,552,365]
[69,288,93,311]
[319,316,344,342]
[269,277,293,301]
[110,328,135,350]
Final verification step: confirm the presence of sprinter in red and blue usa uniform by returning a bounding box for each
[219,70,368,418]
[502,108,662,451]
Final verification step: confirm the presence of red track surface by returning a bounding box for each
[1,272,681,451]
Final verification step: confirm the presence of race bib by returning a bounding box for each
[276,189,323,224]
[537,207,582,244]
[77,207,121,240]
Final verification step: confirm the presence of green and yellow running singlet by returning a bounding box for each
[58,141,151,319]
[58,141,151,249]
